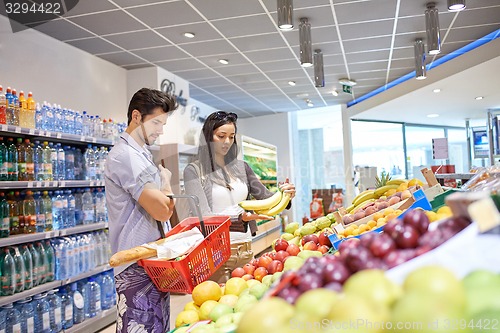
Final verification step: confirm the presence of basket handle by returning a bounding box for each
[167,194,207,237]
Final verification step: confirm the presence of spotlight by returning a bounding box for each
[414,38,426,80]
[277,0,294,31]
[299,18,313,67]
[448,0,466,11]
[183,32,195,38]
[218,59,229,65]
[425,3,441,55]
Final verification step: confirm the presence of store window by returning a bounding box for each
[405,126,445,179]
[447,128,468,173]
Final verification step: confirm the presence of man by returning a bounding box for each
[105,88,177,332]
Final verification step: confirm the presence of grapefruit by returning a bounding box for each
[192,281,222,306]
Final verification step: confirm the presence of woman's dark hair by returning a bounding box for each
[127,88,178,125]
[197,111,239,187]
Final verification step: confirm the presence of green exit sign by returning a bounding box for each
[342,84,352,94]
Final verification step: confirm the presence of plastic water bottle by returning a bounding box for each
[49,143,57,181]
[0,137,8,181]
[47,290,62,333]
[73,148,83,180]
[10,246,25,293]
[100,273,114,310]
[56,144,65,181]
[33,141,44,181]
[81,111,89,137]
[41,191,52,231]
[42,142,52,181]
[33,294,50,333]
[74,189,83,225]
[51,191,64,230]
[2,303,21,333]
[70,283,85,324]
[63,237,74,278]
[34,191,45,233]
[78,236,88,273]
[34,242,47,285]
[59,287,73,329]
[86,277,101,318]
[74,112,83,136]
[83,145,95,180]
[65,190,76,228]
[82,189,94,225]
[69,236,80,275]
[53,106,63,133]
[86,234,95,269]
[92,233,102,267]
[43,240,55,283]
[0,248,15,296]
[15,297,34,333]
[20,245,33,291]
[0,192,10,238]
[51,239,66,280]
[27,243,41,287]
[35,103,43,130]
[64,146,74,180]
[94,189,106,223]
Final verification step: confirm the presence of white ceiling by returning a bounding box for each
[1,0,500,123]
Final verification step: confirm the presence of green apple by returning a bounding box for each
[246,279,261,289]
[271,271,283,283]
[249,283,268,300]
[463,270,500,291]
[343,269,402,308]
[295,288,338,320]
[261,274,273,287]
[234,294,258,313]
[215,313,235,328]
[283,256,304,271]
[218,323,238,333]
[209,303,233,322]
[237,297,294,333]
[465,286,500,317]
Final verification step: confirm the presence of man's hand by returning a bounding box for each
[159,164,173,195]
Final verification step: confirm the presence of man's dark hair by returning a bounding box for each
[127,88,178,125]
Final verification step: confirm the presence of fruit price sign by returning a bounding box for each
[432,138,449,159]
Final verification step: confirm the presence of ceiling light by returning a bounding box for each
[448,0,466,11]
[313,49,325,88]
[425,3,441,55]
[306,99,314,107]
[427,113,440,118]
[433,88,441,93]
[331,90,339,97]
[296,93,308,98]
[299,18,313,67]
[183,32,195,38]
[218,59,229,65]
[277,0,294,31]
[338,78,357,86]
[288,81,296,86]
[475,96,484,100]
[414,38,427,80]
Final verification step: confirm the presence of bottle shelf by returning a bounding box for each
[65,308,116,333]
[0,180,105,189]
[0,124,113,146]
[0,223,108,247]
[0,264,113,307]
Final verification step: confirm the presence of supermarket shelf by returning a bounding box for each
[65,308,116,333]
[0,230,59,247]
[62,264,113,285]
[60,180,105,187]
[0,180,105,189]
[59,223,108,236]
[0,280,61,307]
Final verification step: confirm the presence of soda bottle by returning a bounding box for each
[0,192,10,238]
[70,283,85,324]
[16,138,27,181]
[34,191,46,233]
[16,297,35,333]
[34,242,47,285]
[7,138,18,181]
[0,137,8,181]
[9,246,25,293]
[2,303,21,333]
[27,243,41,287]
[18,91,27,128]
[42,142,52,181]
[22,190,37,234]
[24,139,34,181]
[0,248,15,296]
[11,89,19,127]
[43,240,55,282]
[27,92,36,129]
[47,289,62,333]
[33,293,50,333]
[0,86,6,124]
[20,244,33,291]
[34,141,44,181]
[59,287,73,329]
[42,191,53,231]
[5,87,15,126]
[7,191,20,235]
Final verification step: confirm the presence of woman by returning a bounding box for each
[183,111,296,283]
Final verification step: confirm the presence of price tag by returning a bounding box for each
[468,197,500,233]
[80,136,85,142]
[92,138,97,143]
[29,129,35,135]
[90,181,95,186]
[60,181,66,187]
[56,133,62,139]
[27,181,34,188]
[15,127,21,133]
[1,125,6,131]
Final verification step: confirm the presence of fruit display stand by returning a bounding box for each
[251,217,282,255]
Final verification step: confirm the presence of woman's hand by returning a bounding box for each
[279,178,296,199]
[241,212,273,221]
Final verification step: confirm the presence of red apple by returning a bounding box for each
[318,245,330,254]
[286,244,300,256]
[253,267,268,281]
[274,239,289,252]
[258,255,273,268]
[231,267,245,278]
[303,241,318,251]
[242,274,254,281]
[242,263,255,275]
[301,234,320,246]
[266,260,283,274]
[274,250,290,262]
[249,259,259,267]
[318,231,333,247]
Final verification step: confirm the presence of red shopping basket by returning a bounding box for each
[138,195,231,294]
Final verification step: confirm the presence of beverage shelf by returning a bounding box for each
[0,280,61,307]
[65,308,116,333]
[0,230,59,247]
[0,180,105,189]
[59,223,108,236]
[62,264,112,285]
[0,124,114,146]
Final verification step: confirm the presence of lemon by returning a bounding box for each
[175,310,199,327]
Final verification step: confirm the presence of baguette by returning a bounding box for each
[109,238,168,267]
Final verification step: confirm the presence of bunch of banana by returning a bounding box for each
[351,189,375,207]
[238,190,291,216]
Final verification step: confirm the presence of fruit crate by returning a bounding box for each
[138,195,231,294]
[430,188,461,211]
